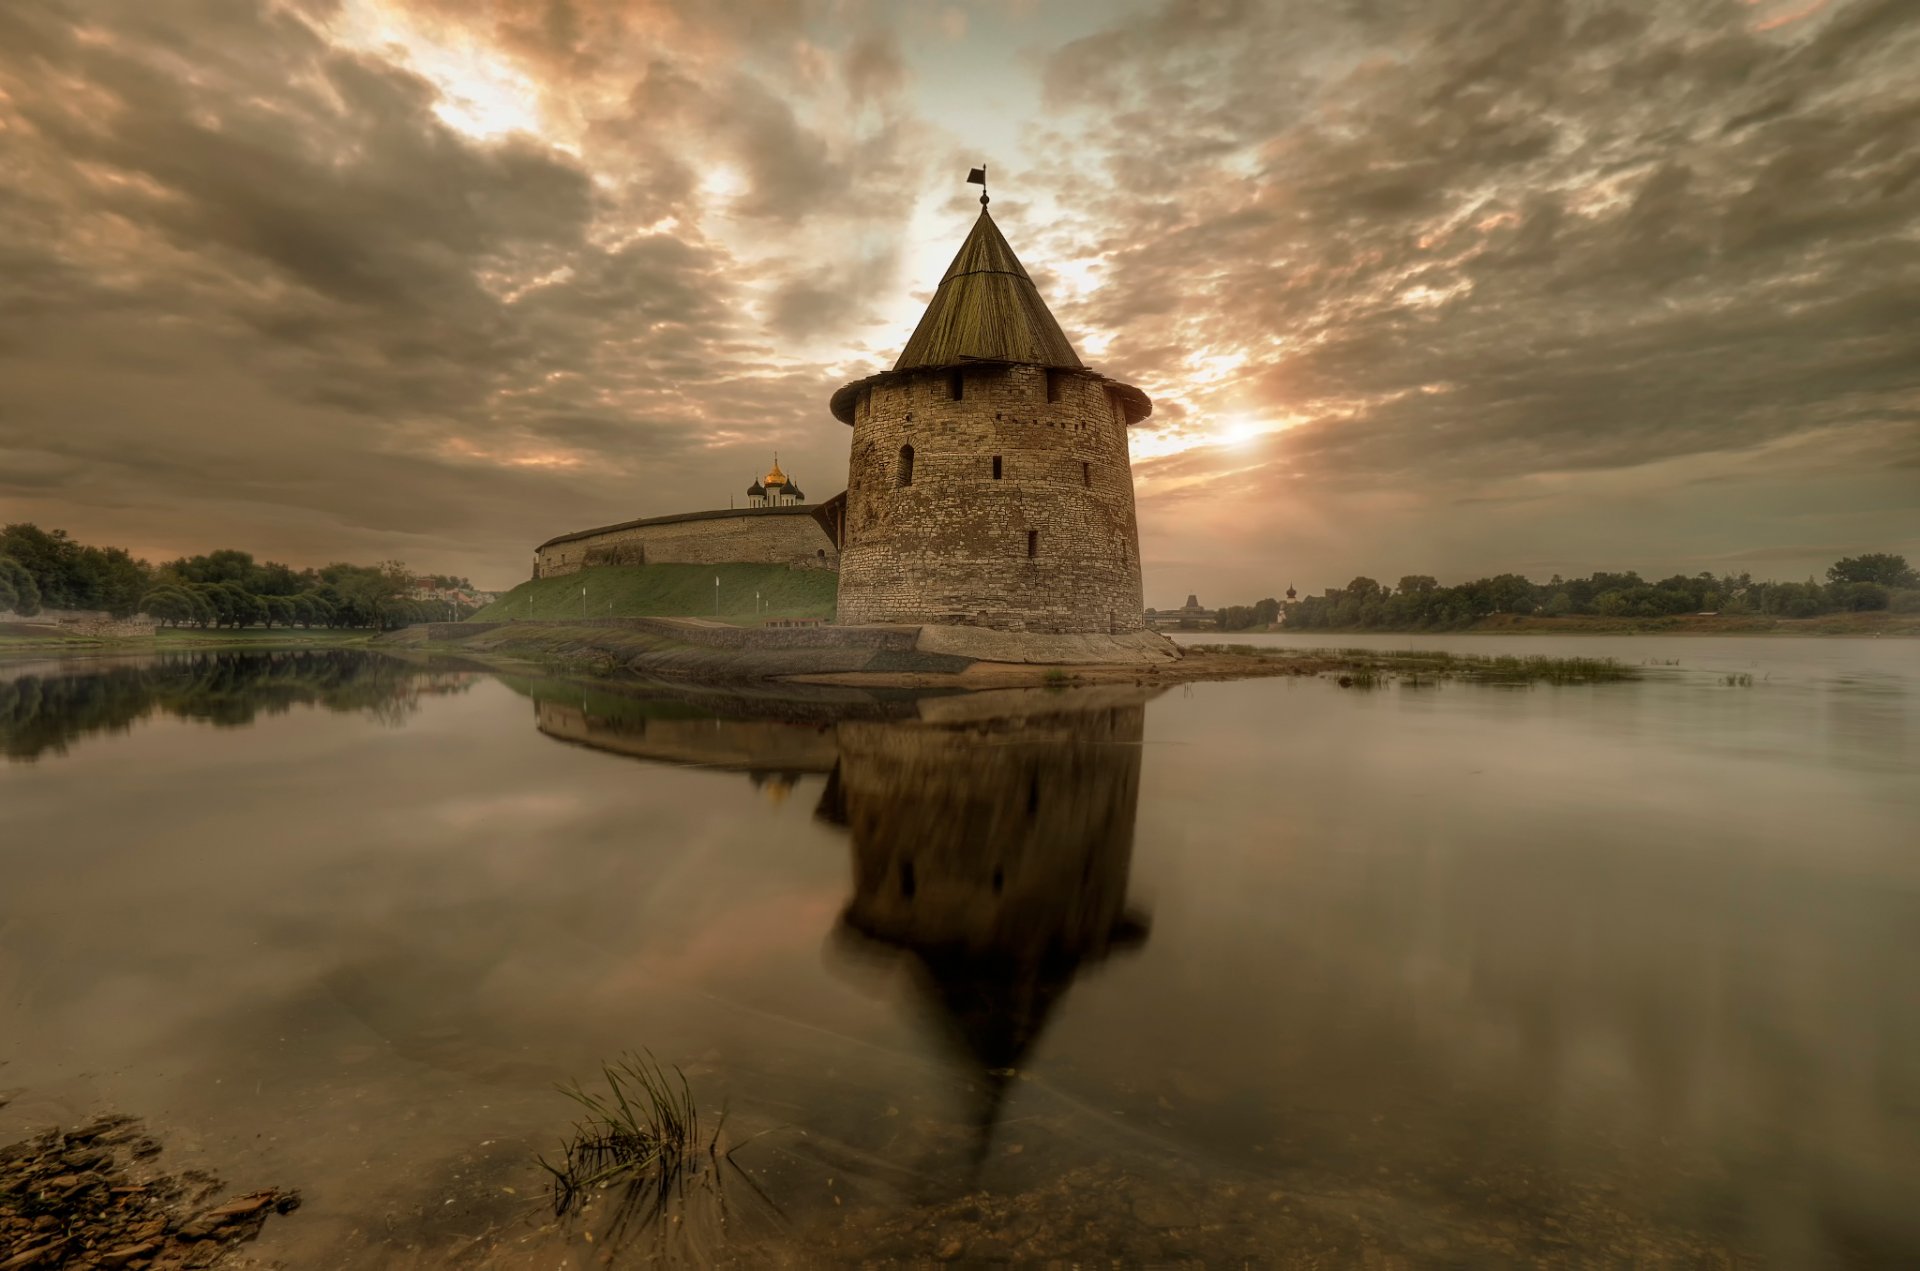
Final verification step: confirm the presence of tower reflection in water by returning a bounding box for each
[816,691,1153,1153]
[529,682,1156,1153]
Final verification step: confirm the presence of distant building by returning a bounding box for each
[1143,593,1217,630]
[404,578,496,609]
[745,456,807,508]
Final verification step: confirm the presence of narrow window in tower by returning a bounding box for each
[1027,529,1039,558]
[1045,368,1064,402]
[992,455,1003,480]
[948,370,964,400]
[1082,461,1091,487]
[898,444,914,488]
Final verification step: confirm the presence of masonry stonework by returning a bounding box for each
[535,507,837,579]
[835,364,1144,633]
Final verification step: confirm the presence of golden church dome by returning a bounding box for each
[763,456,788,487]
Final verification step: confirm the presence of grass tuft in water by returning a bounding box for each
[1192,645,1639,685]
[537,1051,721,1218]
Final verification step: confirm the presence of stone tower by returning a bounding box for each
[829,194,1153,633]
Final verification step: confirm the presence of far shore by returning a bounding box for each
[0,624,380,658]
[4,607,1912,677]
[1173,611,1920,639]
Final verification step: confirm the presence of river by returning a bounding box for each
[2,639,1915,1265]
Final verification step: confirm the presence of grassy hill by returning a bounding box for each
[470,563,837,625]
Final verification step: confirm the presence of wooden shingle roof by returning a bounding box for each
[829,200,1151,427]
[892,208,1083,372]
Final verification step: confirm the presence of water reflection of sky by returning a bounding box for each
[1,649,1916,1265]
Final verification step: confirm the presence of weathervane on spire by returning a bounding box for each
[968,164,988,207]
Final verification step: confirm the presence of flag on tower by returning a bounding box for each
[967,167,986,185]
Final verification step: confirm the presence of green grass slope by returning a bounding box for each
[471,563,837,625]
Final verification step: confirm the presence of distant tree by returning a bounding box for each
[181,583,221,627]
[1483,573,1537,614]
[167,549,257,587]
[1217,604,1259,631]
[296,591,337,628]
[1827,554,1917,589]
[195,582,237,627]
[139,586,199,627]
[0,558,42,616]
[1252,597,1281,626]
[215,583,264,628]
[324,559,412,628]
[1827,581,1890,611]
[1344,577,1385,602]
[2,525,82,608]
[1397,575,1439,595]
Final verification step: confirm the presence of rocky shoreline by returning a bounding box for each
[0,1115,297,1270]
[379,617,1339,688]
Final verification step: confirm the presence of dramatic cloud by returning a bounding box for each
[0,0,1914,596]
[1033,0,1920,595]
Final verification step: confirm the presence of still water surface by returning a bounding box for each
[2,641,1916,1265]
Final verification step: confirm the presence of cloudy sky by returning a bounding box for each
[2,0,1915,600]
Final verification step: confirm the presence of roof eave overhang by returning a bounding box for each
[829,363,1153,426]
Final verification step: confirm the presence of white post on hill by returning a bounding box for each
[714,575,720,616]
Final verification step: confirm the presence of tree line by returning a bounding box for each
[0,523,477,629]
[1269,553,1919,632]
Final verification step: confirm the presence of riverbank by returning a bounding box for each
[385,616,1211,686]
[0,625,380,657]
[369,618,1641,690]
[1257,611,1920,638]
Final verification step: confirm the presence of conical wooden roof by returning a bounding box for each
[829,201,1150,426]
[892,208,1083,372]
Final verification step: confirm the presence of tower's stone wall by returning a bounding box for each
[835,365,1144,633]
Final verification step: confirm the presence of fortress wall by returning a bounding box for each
[536,507,837,578]
[835,365,1144,633]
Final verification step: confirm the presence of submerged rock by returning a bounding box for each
[0,1113,297,1270]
